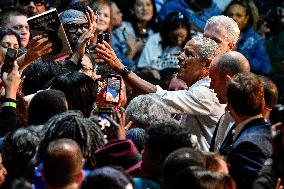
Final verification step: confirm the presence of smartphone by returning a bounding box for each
[105,75,121,104]
[1,48,18,76]
[97,33,111,44]
[98,107,115,136]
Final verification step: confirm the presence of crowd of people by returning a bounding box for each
[0,0,283,189]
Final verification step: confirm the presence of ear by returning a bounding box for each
[76,170,84,184]
[204,58,212,68]
[225,74,232,82]
[228,43,236,51]
[262,98,266,110]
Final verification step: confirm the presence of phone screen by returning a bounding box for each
[106,75,121,104]
[1,48,18,75]
[98,107,114,137]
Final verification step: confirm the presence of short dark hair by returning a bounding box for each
[169,167,236,189]
[162,148,206,188]
[259,76,278,109]
[49,72,97,117]
[22,60,66,96]
[227,73,264,116]
[146,119,200,159]
[37,110,105,169]
[43,138,83,188]
[3,128,41,183]
[28,89,68,125]
[81,166,133,189]
[0,7,27,27]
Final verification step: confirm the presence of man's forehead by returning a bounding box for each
[204,24,226,43]
[184,39,199,50]
[7,15,28,25]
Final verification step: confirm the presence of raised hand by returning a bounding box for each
[95,41,124,71]
[2,62,21,100]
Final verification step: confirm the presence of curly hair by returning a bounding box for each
[36,110,105,169]
[2,128,41,184]
[125,94,172,128]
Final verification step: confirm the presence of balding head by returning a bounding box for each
[42,138,84,188]
[211,51,250,76]
[209,51,250,104]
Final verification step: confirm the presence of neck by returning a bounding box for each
[137,22,148,32]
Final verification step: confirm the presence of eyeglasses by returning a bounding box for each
[65,23,89,33]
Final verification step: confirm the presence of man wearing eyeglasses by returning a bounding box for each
[59,4,97,71]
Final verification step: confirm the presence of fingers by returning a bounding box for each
[103,41,112,49]
[1,72,8,81]
[276,178,283,189]
[125,121,133,131]
[12,61,19,70]
[89,6,95,24]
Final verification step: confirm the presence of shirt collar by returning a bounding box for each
[233,114,263,141]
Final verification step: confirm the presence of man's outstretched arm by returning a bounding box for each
[95,41,157,94]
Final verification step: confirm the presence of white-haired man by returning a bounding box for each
[96,35,224,151]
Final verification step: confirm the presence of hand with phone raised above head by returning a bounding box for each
[95,41,124,70]
[70,6,97,64]
[1,61,21,100]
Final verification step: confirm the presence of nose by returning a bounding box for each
[177,52,184,63]
[20,27,28,35]
[76,27,84,34]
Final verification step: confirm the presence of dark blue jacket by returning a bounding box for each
[158,0,221,31]
[227,118,272,189]
[237,27,271,75]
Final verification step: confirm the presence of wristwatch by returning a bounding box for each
[120,66,131,77]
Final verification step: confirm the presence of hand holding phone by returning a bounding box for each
[98,107,115,137]
[97,33,111,44]
[105,75,121,105]
[1,48,18,76]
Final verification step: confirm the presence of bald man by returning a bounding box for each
[41,138,84,189]
[209,51,251,152]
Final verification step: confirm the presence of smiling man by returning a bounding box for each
[96,35,224,151]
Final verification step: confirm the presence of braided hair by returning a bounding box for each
[37,110,105,169]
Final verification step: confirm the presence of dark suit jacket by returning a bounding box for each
[227,118,272,189]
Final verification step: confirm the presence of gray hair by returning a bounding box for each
[205,15,240,45]
[125,94,173,128]
[211,51,250,76]
[191,35,220,61]
[59,9,87,25]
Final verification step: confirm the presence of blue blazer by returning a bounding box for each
[227,118,272,189]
